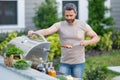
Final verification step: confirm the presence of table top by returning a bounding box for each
[0,56,58,80]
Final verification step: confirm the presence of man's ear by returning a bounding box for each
[74,11,77,15]
[75,11,77,16]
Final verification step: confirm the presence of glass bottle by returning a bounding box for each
[48,67,56,78]
[44,62,49,74]
[37,57,46,73]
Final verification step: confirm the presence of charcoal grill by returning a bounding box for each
[8,32,51,64]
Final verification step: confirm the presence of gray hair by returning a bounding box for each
[64,3,77,12]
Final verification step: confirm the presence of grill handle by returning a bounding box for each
[28,32,47,42]
[43,48,51,52]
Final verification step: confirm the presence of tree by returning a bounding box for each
[87,0,115,35]
[34,0,60,29]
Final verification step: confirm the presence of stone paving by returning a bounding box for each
[107,66,120,80]
[112,76,120,80]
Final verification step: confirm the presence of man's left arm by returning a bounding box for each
[80,30,100,46]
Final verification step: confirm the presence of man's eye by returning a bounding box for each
[66,15,69,17]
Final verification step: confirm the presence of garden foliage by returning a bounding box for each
[88,0,114,35]
[46,33,61,61]
[84,65,107,80]
[0,32,17,54]
[34,0,60,29]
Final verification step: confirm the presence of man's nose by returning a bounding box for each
[67,16,71,19]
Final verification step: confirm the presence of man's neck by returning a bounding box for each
[68,19,77,25]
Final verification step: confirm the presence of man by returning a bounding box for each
[28,3,99,79]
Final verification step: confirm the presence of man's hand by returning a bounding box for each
[61,45,73,49]
[28,30,34,37]
[80,40,90,46]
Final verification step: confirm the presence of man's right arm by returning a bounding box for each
[28,22,60,36]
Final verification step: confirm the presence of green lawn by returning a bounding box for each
[85,50,120,80]
[53,50,120,80]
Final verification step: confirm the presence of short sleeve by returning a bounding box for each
[50,22,60,31]
[84,23,94,34]
[43,22,61,35]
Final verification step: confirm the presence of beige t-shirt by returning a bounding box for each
[43,19,94,64]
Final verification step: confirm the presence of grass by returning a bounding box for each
[53,50,120,80]
[85,50,120,80]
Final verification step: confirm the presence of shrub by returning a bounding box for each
[0,32,8,43]
[84,65,107,80]
[88,0,114,35]
[86,32,113,51]
[85,36,98,51]
[34,0,60,29]
[46,33,61,61]
[0,32,17,54]
[112,31,120,49]
[97,32,113,51]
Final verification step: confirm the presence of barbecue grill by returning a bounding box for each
[7,32,67,77]
[8,32,51,64]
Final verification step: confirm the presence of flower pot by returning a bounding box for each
[4,54,23,67]
[4,55,11,67]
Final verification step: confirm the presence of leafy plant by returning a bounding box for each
[13,59,30,70]
[6,44,24,57]
[58,75,67,80]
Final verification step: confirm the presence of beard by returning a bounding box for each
[66,19,75,24]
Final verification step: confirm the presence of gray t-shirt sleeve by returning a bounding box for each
[40,22,60,35]
[82,22,95,35]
